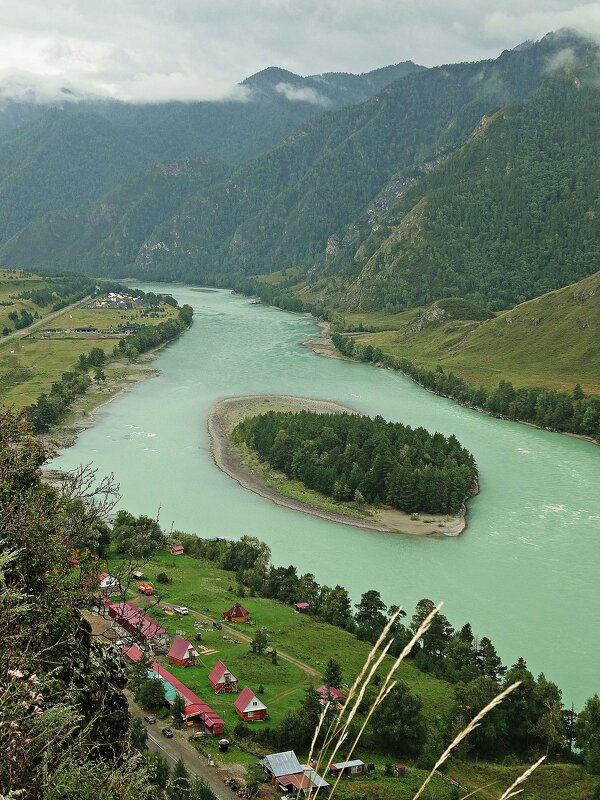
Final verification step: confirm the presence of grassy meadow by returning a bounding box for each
[335,273,600,394]
[0,272,178,410]
[112,550,597,799]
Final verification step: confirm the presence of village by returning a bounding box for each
[40,291,174,339]
[82,544,415,800]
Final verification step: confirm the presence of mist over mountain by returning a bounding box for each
[0,30,598,319]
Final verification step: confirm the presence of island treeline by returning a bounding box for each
[233,409,478,514]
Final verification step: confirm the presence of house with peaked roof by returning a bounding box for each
[103,599,166,644]
[168,636,199,667]
[98,572,120,595]
[234,687,268,721]
[208,660,238,693]
[316,686,347,706]
[260,751,329,796]
[148,662,224,735]
[170,544,184,556]
[222,602,250,623]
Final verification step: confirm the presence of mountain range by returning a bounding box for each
[0,29,598,395]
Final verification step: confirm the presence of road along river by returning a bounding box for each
[49,285,600,707]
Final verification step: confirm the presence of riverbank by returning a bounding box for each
[303,325,598,448]
[208,394,466,537]
[43,352,161,452]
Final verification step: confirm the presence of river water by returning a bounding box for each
[50,285,599,707]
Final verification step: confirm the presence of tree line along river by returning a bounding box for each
[50,285,600,708]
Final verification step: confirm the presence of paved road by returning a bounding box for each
[128,694,231,799]
[0,294,92,346]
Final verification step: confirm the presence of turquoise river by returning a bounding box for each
[50,285,600,707]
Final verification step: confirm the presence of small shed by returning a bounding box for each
[393,764,406,777]
[294,602,310,613]
[168,636,199,667]
[208,660,238,693]
[170,545,184,556]
[132,569,144,579]
[235,687,268,721]
[329,760,365,778]
[121,643,144,663]
[222,602,250,623]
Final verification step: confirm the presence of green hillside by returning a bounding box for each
[348,271,600,394]
[0,157,231,274]
[317,66,600,312]
[0,109,147,241]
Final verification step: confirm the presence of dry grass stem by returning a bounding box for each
[412,681,522,800]
[497,755,546,800]
[309,604,442,799]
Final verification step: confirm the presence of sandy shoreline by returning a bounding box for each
[207,394,466,537]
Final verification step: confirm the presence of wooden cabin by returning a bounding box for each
[234,687,268,721]
[222,602,250,623]
[208,660,238,693]
[294,602,310,613]
[170,544,184,556]
[329,760,365,778]
[168,636,199,667]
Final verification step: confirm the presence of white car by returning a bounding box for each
[173,606,189,615]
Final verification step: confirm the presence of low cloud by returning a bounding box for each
[0,1,598,104]
[275,82,330,106]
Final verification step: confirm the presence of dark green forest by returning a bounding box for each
[325,67,600,311]
[233,410,478,514]
[2,30,596,296]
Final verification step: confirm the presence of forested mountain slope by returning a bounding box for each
[1,31,594,279]
[0,62,420,249]
[0,110,148,241]
[0,158,231,274]
[317,67,600,312]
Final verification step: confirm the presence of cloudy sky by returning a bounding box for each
[0,0,597,103]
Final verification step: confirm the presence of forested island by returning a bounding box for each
[226,401,477,525]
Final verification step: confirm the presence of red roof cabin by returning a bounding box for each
[208,660,238,693]
[316,686,347,706]
[294,602,310,613]
[222,602,250,623]
[235,687,268,721]
[121,643,144,663]
[170,544,184,556]
[149,663,224,735]
[168,636,200,667]
[104,599,166,644]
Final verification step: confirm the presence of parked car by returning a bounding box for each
[143,715,156,724]
[161,727,174,738]
[173,606,189,615]
[212,620,222,630]
[137,582,154,596]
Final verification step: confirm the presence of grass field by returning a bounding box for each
[0,293,178,410]
[346,273,600,394]
[120,551,455,729]
[0,269,56,332]
[112,551,596,799]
